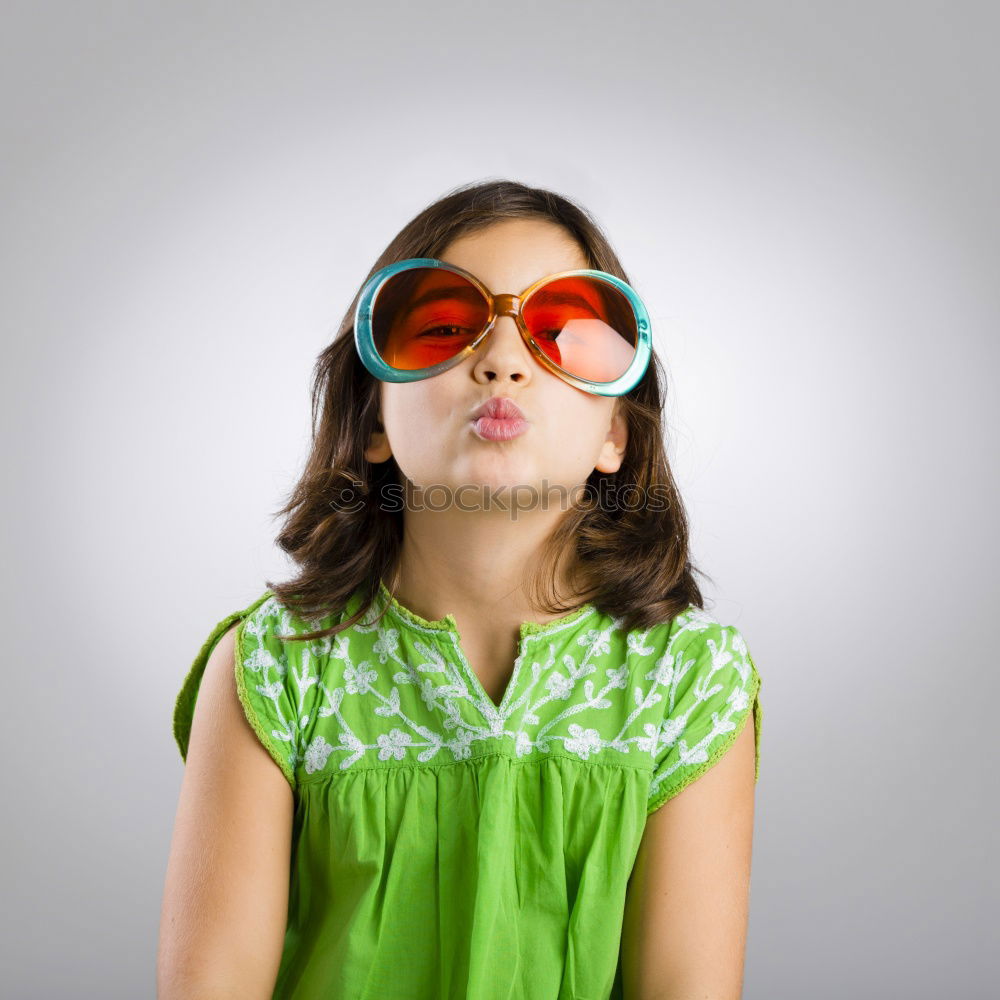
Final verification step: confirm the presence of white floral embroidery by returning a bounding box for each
[233,591,758,803]
[372,628,400,664]
[238,597,329,776]
[605,664,629,689]
[377,728,413,760]
[646,627,756,803]
[579,628,611,657]
[258,680,284,701]
[449,728,476,761]
[636,722,660,755]
[657,716,686,750]
[545,672,574,700]
[563,725,604,759]
[304,735,335,774]
[291,649,318,701]
[244,644,281,674]
[344,661,379,695]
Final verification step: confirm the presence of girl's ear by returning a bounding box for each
[594,401,628,474]
[364,410,393,464]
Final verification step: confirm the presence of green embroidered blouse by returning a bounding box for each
[173,581,762,999]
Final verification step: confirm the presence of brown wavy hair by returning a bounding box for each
[265,178,710,640]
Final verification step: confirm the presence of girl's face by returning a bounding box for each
[364,217,628,506]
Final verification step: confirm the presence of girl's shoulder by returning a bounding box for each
[172,589,334,791]
[632,604,762,813]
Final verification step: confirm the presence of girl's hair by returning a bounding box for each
[265,178,709,639]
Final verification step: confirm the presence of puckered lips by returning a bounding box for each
[469,396,530,441]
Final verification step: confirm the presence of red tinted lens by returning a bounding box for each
[521,276,638,382]
[372,267,490,371]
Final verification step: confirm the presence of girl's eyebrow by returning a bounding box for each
[401,283,485,316]
[528,288,601,316]
[400,279,603,319]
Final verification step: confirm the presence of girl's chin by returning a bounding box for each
[406,470,542,498]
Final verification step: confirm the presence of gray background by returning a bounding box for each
[2,1,996,997]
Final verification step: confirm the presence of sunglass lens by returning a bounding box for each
[372,267,490,371]
[521,276,638,383]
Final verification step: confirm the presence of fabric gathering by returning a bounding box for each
[172,581,762,999]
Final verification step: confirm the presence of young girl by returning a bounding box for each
[160,179,763,999]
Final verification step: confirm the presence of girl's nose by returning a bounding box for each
[472,314,534,383]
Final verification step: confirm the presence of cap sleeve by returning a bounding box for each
[172,592,309,791]
[646,620,762,815]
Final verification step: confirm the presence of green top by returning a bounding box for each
[173,581,762,999]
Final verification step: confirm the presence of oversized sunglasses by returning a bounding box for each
[353,258,652,396]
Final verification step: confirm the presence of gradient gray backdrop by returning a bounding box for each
[2,2,996,997]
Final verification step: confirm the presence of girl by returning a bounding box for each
[160,179,763,999]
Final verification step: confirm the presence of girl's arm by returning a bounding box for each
[158,623,293,999]
[620,721,758,1000]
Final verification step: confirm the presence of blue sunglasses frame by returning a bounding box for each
[353,257,652,397]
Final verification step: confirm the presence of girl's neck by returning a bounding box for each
[387,507,583,629]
